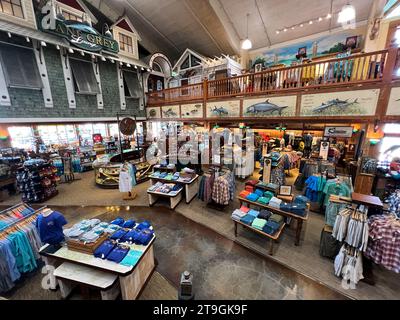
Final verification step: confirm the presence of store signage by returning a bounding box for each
[324,126,353,138]
[38,13,119,53]
[319,141,330,160]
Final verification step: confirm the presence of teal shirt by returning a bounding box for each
[8,231,37,273]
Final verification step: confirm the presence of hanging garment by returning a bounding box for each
[8,231,37,273]
[119,169,132,193]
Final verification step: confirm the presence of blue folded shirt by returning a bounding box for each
[136,221,151,231]
[294,195,310,205]
[254,189,264,197]
[136,229,154,245]
[110,217,124,226]
[120,229,140,243]
[247,209,260,217]
[120,249,142,267]
[122,220,136,229]
[109,229,128,241]
[106,245,129,263]
[246,193,259,202]
[280,202,292,212]
[240,214,255,225]
[94,240,116,259]
[290,204,307,216]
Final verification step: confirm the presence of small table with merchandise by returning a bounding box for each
[237,196,308,246]
[233,218,286,255]
[39,219,156,300]
[149,172,199,204]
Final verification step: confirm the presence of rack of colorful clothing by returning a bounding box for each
[332,205,369,288]
[0,204,45,293]
[295,159,335,191]
[198,166,235,210]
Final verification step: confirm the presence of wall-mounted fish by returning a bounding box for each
[246,100,288,115]
[313,98,358,113]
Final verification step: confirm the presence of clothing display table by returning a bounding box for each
[39,235,156,300]
[351,193,383,208]
[147,189,183,209]
[149,174,199,204]
[237,196,308,246]
[54,262,120,300]
[233,218,286,255]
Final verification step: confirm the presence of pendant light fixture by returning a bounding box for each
[338,2,356,23]
[241,13,252,50]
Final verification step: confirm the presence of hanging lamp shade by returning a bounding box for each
[241,39,252,50]
[338,4,356,23]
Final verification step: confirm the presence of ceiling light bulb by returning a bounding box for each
[291,26,295,30]
[318,17,323,21]
[241,38,252,50]
[101,57,106,61]
[40,41,47,47]
[134,65,138,69]
[68,48,74,54]
[283,28,287,32]
[300,24,304,27]
[26,37,30,42]
[338,4,356,23]
[81,51,85,56]
[276,30,280,34]
[309,20,313,24]
[326,13,332,19]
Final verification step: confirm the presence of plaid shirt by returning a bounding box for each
[365,215,400,273]
[212,176,230,205]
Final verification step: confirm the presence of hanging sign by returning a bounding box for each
[319,141,330,160]
[38,13,119,53]
[324,126,353,138]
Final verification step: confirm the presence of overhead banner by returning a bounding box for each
[300,89,379,116]
[243,96,296,117]
[324,126,353,138]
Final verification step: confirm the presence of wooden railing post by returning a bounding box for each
[383,47,398,82]
[203,79,208,102]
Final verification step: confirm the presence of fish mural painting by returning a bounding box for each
[181,103,203,118]
[146,107,161,119]
[301,89,379,116]
[206,100,240,118]
[161,105,180,118]
[386,87,400,116]
[243,96,297,117]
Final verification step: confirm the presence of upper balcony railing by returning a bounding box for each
[147,49,395,106]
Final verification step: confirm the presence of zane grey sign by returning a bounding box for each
[39,1,119,53]
[324,126,353,138]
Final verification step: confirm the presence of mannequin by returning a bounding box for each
[119,162,137,200]
[36,208,67,245]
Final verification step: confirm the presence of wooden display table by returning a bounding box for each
[147,189,183,209]
[277,194,294,203]
[351,192,383,208]
[233,219,286,255]
[149,174,199,204]
[54,262,120,300]
[39,235,156,300]
[237,196,308,246]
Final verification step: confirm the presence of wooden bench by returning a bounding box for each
[233,219,286,255]
[54,262,120,300]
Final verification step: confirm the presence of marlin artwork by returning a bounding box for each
[211,106,229,116]
[246,100,288,115]
[313,98,359,113]
[162,108,178,117]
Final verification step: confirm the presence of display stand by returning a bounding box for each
[147,189,183,209]
[149,174,199,204]
[233,218,286,255]
[262,158,272,183]
[237,196,308,246]
[39,235,156,300]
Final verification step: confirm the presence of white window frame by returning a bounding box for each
[0,0,26,21]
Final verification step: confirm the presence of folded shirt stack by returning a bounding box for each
[258,209,272,220]
[251,218,267,230]
[257,197,270,205]
[232,209,247,221]
[109,229,128,241]
[270,214,284,224]
[167,164,175,169]
[280,202,292,212]
[136,221,151,231]
[164,174,174,180]
[263,220,282,235]
[94,239,116,259]
[290,203,307,216]
[110,218,124,226]
[79,231,102,243]
[239,190,251,198]
[159,172,168,178]
[294,195,310,206]
[103,224,121,234]
[254,189,264,197]
[148,182,163,191]
[120,249,143,267]
[182,167,195,174]
[245,180,259,187]
[247,209,260,218]
[122,220,136,228]
[106,245,130,263]
[269,197,282,209]
[264,191,275,200]
[172,172,180,180]
[246,193,259,202]
[239,206,250,213]
[245,185,254,193]
[240,214,256,225]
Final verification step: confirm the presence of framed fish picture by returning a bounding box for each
[242,96,297,117]
[146,107,161,119]
[300,89,380,116]
[386,86,400,115]
[161,105,180,119]
[206,100,240,118]
[181,103,203,118]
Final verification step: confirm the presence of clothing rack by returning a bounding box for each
[0,206,46,233]
[0,202,25,215]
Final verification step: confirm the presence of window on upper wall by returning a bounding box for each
[123,70,141,98]
[69,59,100,94]
[0,0,24,19]
[8,126,34,151]
[379,124,400,162]
[152,62,162,73]
[191,55,201,67]
[181,56,190,70]
[62,10,83,22]
[119,33,133,54]
[0,44,42,89]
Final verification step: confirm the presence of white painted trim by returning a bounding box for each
[117,64,126,110]
[111,16,142,41]
[56,1,98,24]
[0,117,147,124]
[60,49,76,109]
[32,40,53,108]
[92,60,103,109]
[0,59,11,107]
[172,48,207,72]
[249,20,369,56]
